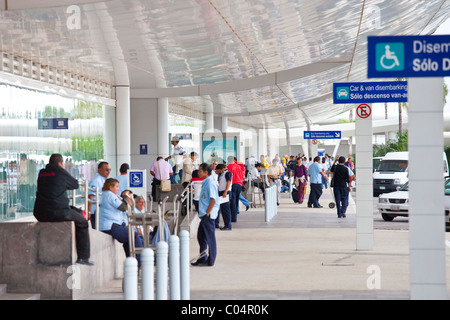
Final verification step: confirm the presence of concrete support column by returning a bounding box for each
[258,129,266,158]
[205,112,214,132]
[408,77,447,300]
[355,104,373,251]
[158,98,169,158]
[116,86,131,169]
[221,116,228,133]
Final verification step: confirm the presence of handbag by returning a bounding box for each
[158,161,171,192]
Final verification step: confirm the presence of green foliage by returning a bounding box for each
[373,131,408,157]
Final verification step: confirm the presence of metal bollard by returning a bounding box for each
[179,230,190,300]
[124,257,138,300]
[169,235,181,300]
[156,241,169,300]
[141,248,154,300]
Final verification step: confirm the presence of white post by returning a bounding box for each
[141,248,154,300]
[123,257,138,300]
[408,77,447,299]
[169,235,181,300]
[179,230,190,300]
[355,104,373,250]
[156,241,169,300]
[158,98,169,158]
[116,86,131,166]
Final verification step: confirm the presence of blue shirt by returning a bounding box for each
[199,175,219,219]
[115,174,128,195]
[308,162,323,184]
[99,190,128,231]
[88,173,106,214]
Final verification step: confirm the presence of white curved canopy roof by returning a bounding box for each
[0,0,449,128]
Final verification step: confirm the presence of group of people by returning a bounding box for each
[286,153,354,218]
[248,153,354,219]
[31,144,355,269]
[33,154,159,267]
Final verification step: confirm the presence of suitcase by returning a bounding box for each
[292,188,300,203]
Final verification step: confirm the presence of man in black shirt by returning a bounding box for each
[34,154,94,266]
[330,156,351,218]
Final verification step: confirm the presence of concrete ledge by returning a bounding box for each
[0,222,125,300]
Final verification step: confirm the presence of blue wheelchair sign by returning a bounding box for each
[129,171,144,188]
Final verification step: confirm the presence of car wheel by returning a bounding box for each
[382,213,395,221]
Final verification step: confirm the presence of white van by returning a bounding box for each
[373,151,449,196]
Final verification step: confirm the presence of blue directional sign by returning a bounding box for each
[304,131,341,140]
[368,35,450,78]
[333,81,407,104]
[38,118,69,130]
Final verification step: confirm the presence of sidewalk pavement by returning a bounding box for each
[85,190,450,300]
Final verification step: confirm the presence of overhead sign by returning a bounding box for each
[356,104,372,119]
[38,118,69,130]
[304,131,341,139]
[368,35,450,78]
[333,81,407,104]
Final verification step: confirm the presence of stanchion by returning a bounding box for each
[124,257,138,300]
[141,248,154,300]
[179,230,190,300]
[169,235,181,300]
[156,241,168,300]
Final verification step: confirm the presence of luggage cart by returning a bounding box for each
[127,195,169,257]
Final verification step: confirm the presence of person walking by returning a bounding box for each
[227,156,245,223]
[307,156,326,208]
[293,157,308,204]
[330,156,351,218]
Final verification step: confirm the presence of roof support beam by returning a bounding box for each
[131,59,350,99]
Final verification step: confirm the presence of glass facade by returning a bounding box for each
[0,83,112,221]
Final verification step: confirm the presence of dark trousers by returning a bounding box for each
[151,178,161,200]
[197,216,217,266]
[215,191,232,229]
[103,224,143,261]
[34,208,90,260]
[333,186,349,217]
[230,184,242,222]
[308,183,323,208]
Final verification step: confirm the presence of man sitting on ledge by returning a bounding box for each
[33,153,94,266]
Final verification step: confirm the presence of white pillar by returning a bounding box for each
[158,98,169,157]
[116,86,131,169]
[408,77,447,300]
[206,112,214,132]
[355,104,373,251]
[221,116,228,133]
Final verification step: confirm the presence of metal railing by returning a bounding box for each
[68,179,100,229]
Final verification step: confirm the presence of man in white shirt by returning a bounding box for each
[165,136,185,184]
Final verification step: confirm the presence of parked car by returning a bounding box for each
[378,179,450,230]
[377,181,409,221]
[444,178,450,229]
[373,151,449,197]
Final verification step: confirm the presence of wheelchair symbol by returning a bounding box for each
[380,45,400,70]
[130,172,143,187]
[132,174,141,184]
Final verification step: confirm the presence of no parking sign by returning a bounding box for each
[356,104,372,119]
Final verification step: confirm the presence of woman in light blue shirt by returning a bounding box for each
[99,178,143,259]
